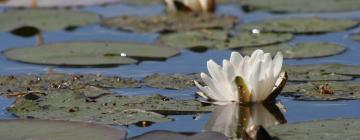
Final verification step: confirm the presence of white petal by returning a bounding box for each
[230,51,243,69]
[273,52,283,78]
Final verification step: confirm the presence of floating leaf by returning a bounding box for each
[0,0,119,8]
[9,90,212,125]
[159,30,229,49]
[285,63,360,77]
[351,33,360,42]
[227,32,293,48]
[0,9,98,32]
[287,72,352,82]
[0,119,126,140]
[239,0,360,13]
[241,18,358,34]
[144,73,201,90]
[240,42,346,59]
[3,41,180,66]
[268,118,360,140]
[129,130,227,140]
[282,81,360,101]
[102,13,237,33]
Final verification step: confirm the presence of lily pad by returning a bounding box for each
[351,33,360,42]
[0,119,126,140]
[159,30,229,49]
[285,63,360,77]
[0,9,98,32]
[144,73,201,90]
[129,130,227,140]
[268,118,360,140]
[282,81,360,101]
[0,0,119,8]
[2,41,180,66]
[227,32,293,48]
[287,72,353,82]
[120,0,162,5]
[9,90,212,125]
[240,42,346,59]
[241,18,358,34]
[239,0,360,13]
[0,73,141,97]
[102,13,237,33]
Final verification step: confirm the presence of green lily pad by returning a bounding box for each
[9,89,212,125]
[240,42,346,59]
[285,63,360,77]
[159,30,229,49]
[268,118,360,140]
[0,9,98,32]
[228,32,293,48]
[282,81,360,101]
[102,13,237,33]
[239,0,360,13]
[144,73,201,90]
[0,0,119,8]
[2,41,180,66]
[241,18,358,34]
[351,33,360,42]
[0,119,126,140]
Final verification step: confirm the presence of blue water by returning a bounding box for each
[0,2,360,138]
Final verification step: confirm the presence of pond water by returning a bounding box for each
[0,2,360,139]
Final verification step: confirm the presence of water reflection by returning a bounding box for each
[204,103,286,139]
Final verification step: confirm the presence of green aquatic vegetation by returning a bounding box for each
[159,30,292,49]
[159,30,229,49]
[227,32,293,48]
[238,0,360,13]
[3,41,180,66]
[9,90,212,125]
[282,81,360,101]
[128,130,227,140]
[268,118,360,140]
[0,119,126,140]
[102,13,237,33]
[0,9,98,32]
[240,42,346,59]
[241,18,358,34]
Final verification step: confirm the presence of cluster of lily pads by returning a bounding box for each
[1,0,360,140]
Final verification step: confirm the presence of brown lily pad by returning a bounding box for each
[282,81,360,101]
[285,63,360,77]
[101,13,237,33]
[8,90,212,125]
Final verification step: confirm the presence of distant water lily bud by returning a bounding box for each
[120,53,127,57]
[251,28,261,34]
[164,0,215,13]
[194,50,287,104]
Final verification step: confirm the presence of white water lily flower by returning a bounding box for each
[194,50,287,104]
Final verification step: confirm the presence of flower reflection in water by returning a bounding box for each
[204,103,286,140]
